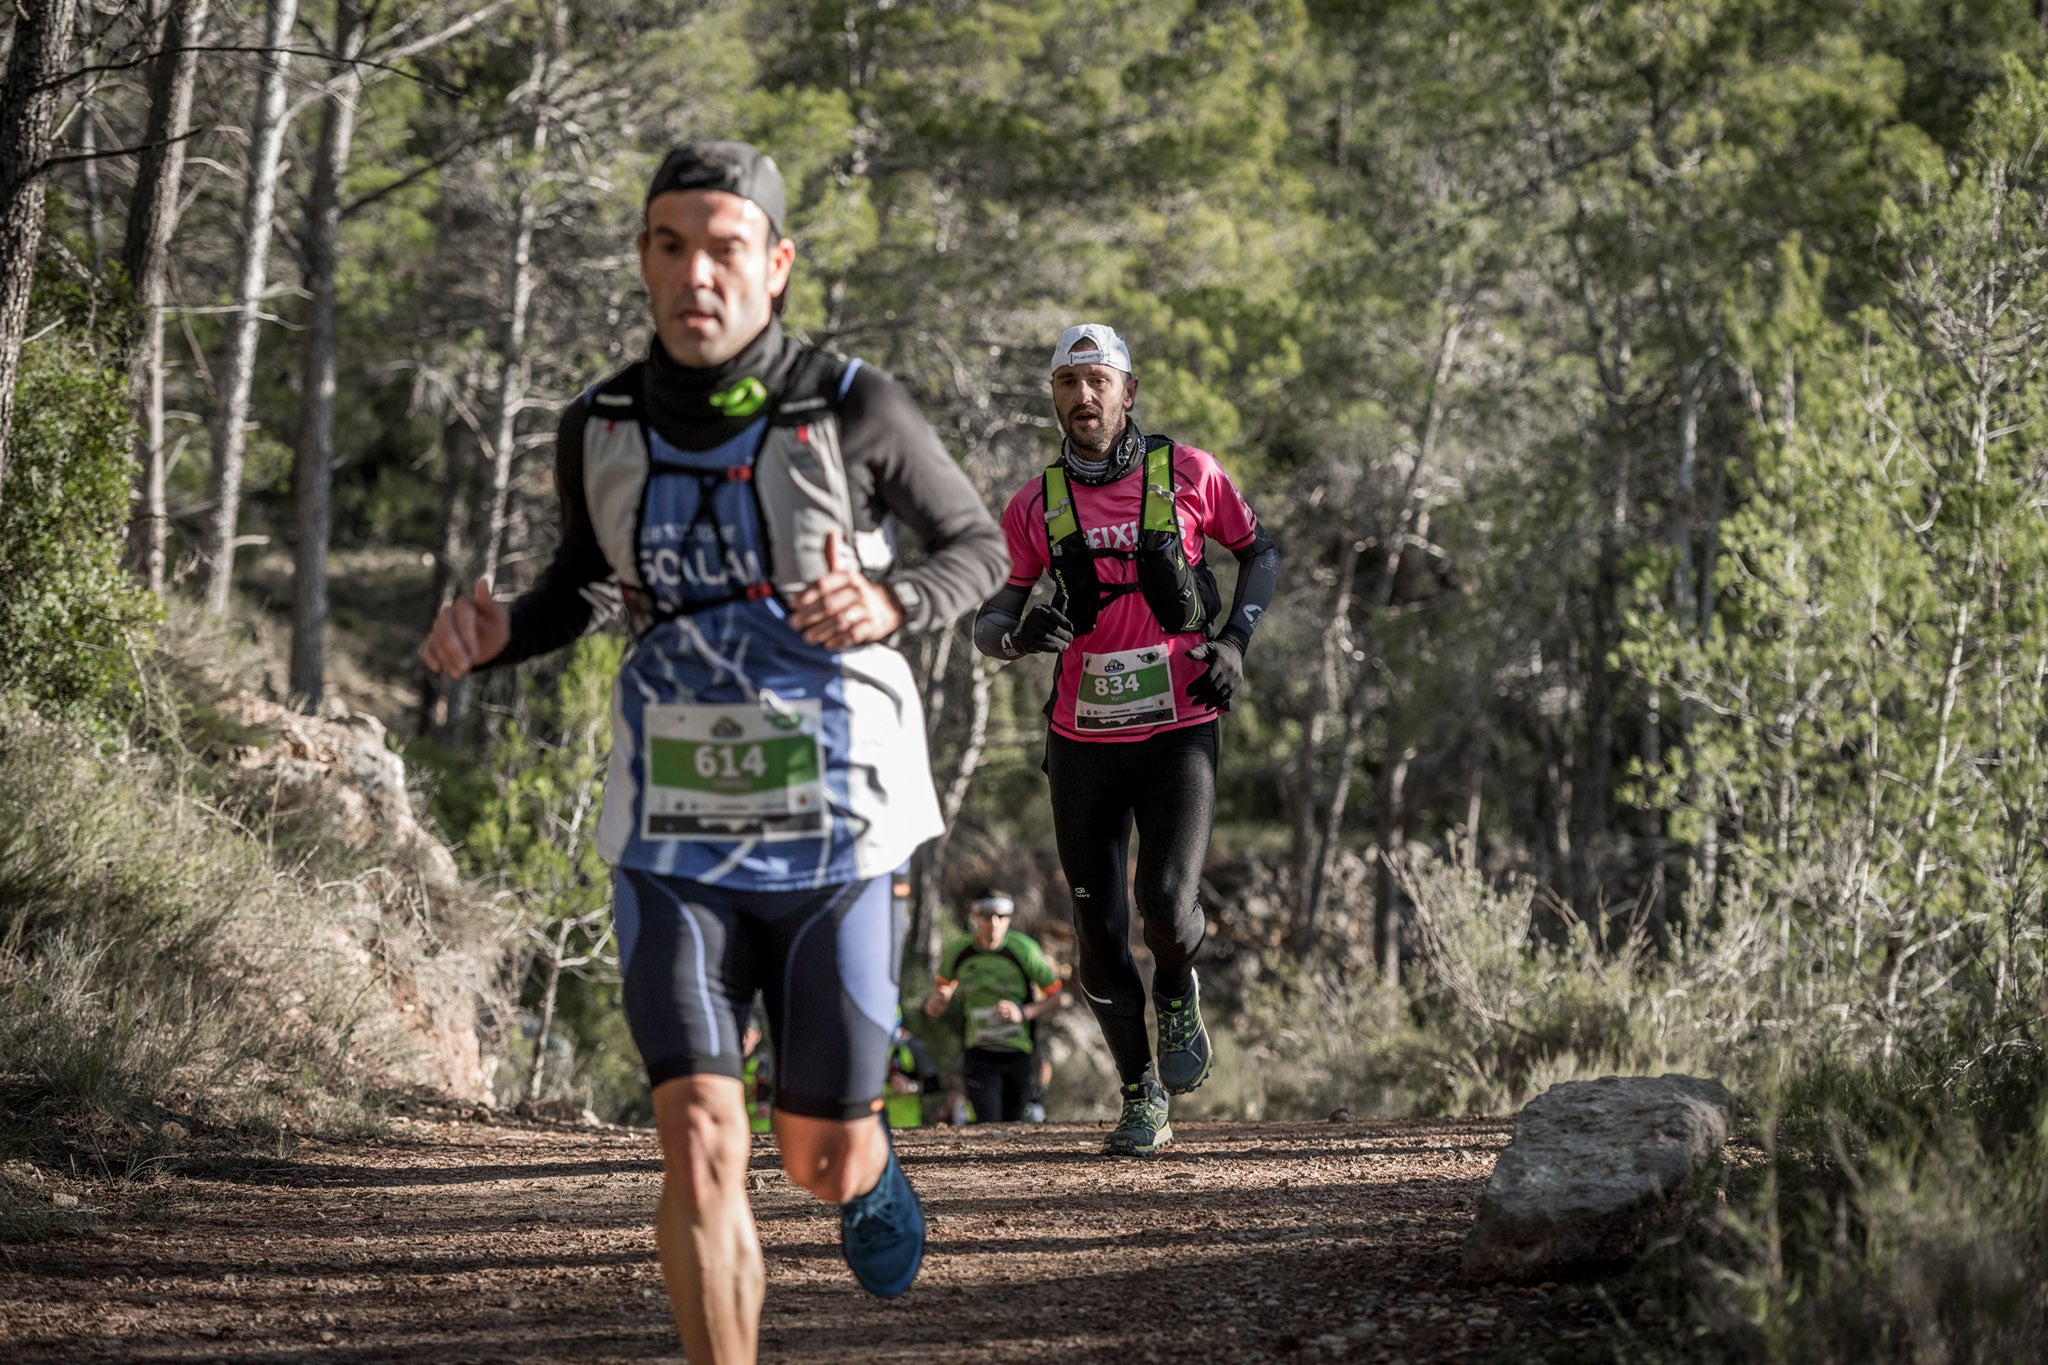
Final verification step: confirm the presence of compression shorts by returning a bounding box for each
[613,867,904,1120]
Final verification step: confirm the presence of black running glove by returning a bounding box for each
[1184,640,1244,709]
[1008,604,1074,655]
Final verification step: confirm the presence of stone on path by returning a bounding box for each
[1461,1073,1734,1282]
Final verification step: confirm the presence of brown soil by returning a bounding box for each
[0,1112,1661,1363]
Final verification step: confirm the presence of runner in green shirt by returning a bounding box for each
[922,891,1065,1122]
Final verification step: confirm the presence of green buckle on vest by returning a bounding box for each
[708,375,768,417]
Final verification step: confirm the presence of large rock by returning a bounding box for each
[1462,1073,1734,1281]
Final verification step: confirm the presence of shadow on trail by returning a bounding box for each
[179,1157,663,1189]
[757,1238,1478,1364]
[47,1318,675,1364]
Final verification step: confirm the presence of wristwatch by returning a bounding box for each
[888,578,923,627]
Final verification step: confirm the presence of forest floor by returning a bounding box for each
[0,1107,1683,1363]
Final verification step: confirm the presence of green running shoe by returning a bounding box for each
[1101,1077,1172,1157]
[1154,972,1212,1095]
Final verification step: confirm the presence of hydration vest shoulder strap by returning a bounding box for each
[585,364,647,423]
[1042,441,1180,555]
[771,348,856,423]
[1043,464,1082,544]
[1142,437,1179,538]
[1041,438,1194,633]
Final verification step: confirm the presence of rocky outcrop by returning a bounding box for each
[219,700,462,895]
[210,695,494,1102]
[1461,1073,1735,1281]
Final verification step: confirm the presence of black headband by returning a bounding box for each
[645,141,787,239]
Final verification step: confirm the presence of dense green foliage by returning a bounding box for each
[0,301,154,717]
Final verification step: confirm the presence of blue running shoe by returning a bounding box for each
[839,1124,926,1298]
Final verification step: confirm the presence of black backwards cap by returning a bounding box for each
[645,141,788,239]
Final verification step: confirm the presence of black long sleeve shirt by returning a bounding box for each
[490,321,1007,668]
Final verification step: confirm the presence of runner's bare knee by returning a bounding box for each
[776,1114,884,1203]
[652,1078,749,1208]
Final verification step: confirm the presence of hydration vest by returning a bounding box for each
[579,349,880,639]
[1042,434,1220,637]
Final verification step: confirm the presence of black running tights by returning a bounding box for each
[1045,721,1216,1085]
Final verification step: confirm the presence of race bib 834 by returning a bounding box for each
[1074,646,1177,732]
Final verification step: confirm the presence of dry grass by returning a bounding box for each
[0,633,515,1239]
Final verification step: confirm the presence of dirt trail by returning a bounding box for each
[1,1113,1641,1363]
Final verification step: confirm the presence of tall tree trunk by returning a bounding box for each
[1302,308,1462,940]
[1373,740,1414,988]
[523,920,570,1106]
[1572,499,1625,938]
[1463,745,1484,868]
[1287,532,1360,949]
[480,1,562,586]
[124,0,213,594]
[478,188,538,586]
[0,0,82,521]
[419,407,476,737]
[200,0,300,611]
[1307,698,1365,936]
[76,1,103,271]
[914,655,993,976]
[289,0,368,710]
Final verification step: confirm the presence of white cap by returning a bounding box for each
[1049,323,1132,376]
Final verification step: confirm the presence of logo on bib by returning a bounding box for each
[712,717,745,739]
[1137,650,1160,664]
[1104,659,1125,673]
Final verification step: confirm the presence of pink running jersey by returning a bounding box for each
[999,443,1262,742]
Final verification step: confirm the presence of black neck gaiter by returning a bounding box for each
[1062,418,1147,486]
[641,319,803,451]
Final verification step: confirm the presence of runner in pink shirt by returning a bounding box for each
[974,323,1280,1156]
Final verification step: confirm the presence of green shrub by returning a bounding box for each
[1232,845,1752,1119]
[441,634,645,1119]
[0,330,156,718]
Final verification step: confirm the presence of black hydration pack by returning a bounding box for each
[1041,434,1220,636]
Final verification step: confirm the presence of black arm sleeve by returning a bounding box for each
[1214,527,1279,656]
[973,582,1031,660]
[479,403,619,670]
[838,367,1008,634]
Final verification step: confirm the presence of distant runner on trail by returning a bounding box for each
[884,1013,941,1129]
[419,141,1005,1360]
[741,1007,773,1134]
[974,325,1280,1157]
[922,890,1065,1123]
